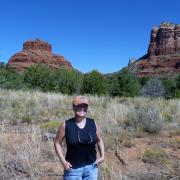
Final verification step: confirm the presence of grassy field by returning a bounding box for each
[0,89,180,179]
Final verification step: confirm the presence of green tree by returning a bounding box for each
[110,69,140,97]
[138,77,150,86]
[0,66,23,89]
[175,74,180,98]
[162,79,176,99]
[23,63,51,91]
[82,70,107,95]
[176,74,180,89]
[51,67,83,94]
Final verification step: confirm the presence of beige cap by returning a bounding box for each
[72,96,89,106]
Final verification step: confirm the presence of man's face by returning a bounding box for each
[73,103,88,117]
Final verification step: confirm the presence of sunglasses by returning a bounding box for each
[74,104,88,109]
[77,131,93,144]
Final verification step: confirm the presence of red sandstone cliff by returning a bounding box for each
[8,39,73,71]
[129,23,180,77]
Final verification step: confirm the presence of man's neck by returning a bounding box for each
[75,116,86,123]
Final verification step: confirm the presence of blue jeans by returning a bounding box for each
[63,162,98,180]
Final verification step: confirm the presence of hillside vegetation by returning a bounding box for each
[0,64,180,98]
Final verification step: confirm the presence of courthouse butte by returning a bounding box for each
[128,22,180,77]
[8,39,73,71]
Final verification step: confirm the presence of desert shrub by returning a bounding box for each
[82,70,107,95]
[41,121,61,134]
[109,69,140,97]
[162,111,173,122]
[142,148,168,164]
[21,114,32,124]
[138,110,162,134]
[41,121,61,129]
[124,104,162,134]
[140,78,165,98]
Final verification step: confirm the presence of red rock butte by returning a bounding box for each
[8,39,73,71]
[128,23,180,77]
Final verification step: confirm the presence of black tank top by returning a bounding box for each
[65,118,97,168]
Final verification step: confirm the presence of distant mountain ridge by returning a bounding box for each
[128,22,180,78]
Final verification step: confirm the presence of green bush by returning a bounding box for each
[109,69,140,97]
[176,74,180,89]
[82,70,107,95]
[41,121,61,129]
[175,89,180,98]
[138,77,150,86]
[23,63,52,91]
[175,74,180,98]
[51,67,83,94]
[163,79,176,99]
[21,114,32,124]
[0,66,24,89]
[41,121,61,134]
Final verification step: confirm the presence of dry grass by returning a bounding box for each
[0,126,63,179]
[0,89,180,179]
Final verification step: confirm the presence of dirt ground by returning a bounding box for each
[0,126,180,180]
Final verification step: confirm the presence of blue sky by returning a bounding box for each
[0,0,180,73]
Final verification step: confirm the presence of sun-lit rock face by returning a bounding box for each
[129,23,180,77]
[8,39,73,71]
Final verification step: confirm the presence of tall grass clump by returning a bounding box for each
[142,148,168,164]
[125,102,163,133]
[0,127,41,178]
[0,89,73,125]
